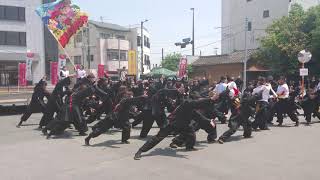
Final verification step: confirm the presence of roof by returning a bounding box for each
[89,20,130,32]
[192,49,257,66]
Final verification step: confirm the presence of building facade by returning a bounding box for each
[129,27,151,77]
[0,0,48,86]
[221,0,320,54]
[65,20,151,78]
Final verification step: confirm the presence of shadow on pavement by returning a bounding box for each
[142,147,189,159]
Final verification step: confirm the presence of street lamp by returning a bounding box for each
[298,50,312,95]
[141,19,148,76]
[190,8,195,56]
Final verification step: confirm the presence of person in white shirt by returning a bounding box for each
[227,76,240,97]
[76,65,86,80]
[275,76,299,126]
[214,76,227,94]
[59,66,69,80]
[120,66,127,82]
[252,77,270,130]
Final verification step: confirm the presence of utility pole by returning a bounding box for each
[87,25,91,69]
[191,8,195,56]
[118,38,121,70]
[162,48,164,60]
[243,17,248,91]
[140,20,148,76]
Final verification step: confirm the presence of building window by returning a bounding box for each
[74,56,82,65]
[75,33,82,43]
[144,55,150,66]
[247,0,252,2]
[116,35,125,40]
[247,21,252,31]
[144,37,150,48]
[144,35,147,47]
[137,36,141,46]
[0,31,26,46]
[100,33,110,39]
[0,6,25,21]
[107,50,127,61]
[263,10,270,18]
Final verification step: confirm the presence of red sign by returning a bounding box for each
[98,64,105,78]
[50,62,58,85]
[178,57,188,78]
[19,63,27,86]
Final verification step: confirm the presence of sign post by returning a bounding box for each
[298,50,312,96]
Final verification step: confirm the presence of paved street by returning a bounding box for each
[0,114,320,180]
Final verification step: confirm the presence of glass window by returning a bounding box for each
[5,6,19,20]
[18,7,25,21]
[0,31,5,45]
[19,32,26,46]
[263,10,270,18]
[74,56,82,64]
[247,22,252,31]
[75,33,82,43]
[0,6,5,19]
[107,50,127,61]
[116,35,125,40]
[137,36,141,46]
[6,32,19,46]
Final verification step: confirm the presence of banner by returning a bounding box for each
[58,54,67,70]
[26,52,34,81]
[178,56,188,78]
[128,50,137,75]
[50,62,58,85]
[18,63,27,86]
[36,0,89,48]
[98,64,105,78]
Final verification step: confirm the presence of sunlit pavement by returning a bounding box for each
[1,113,320,180]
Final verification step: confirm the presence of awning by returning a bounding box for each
[247,65,270,72]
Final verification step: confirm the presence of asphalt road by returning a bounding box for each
[1,114,320,180]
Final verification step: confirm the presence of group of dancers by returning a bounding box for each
[16,71,320,160]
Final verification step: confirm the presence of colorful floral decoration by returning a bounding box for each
[36,0,88,48]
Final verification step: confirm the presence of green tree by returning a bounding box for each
[161,53,182,71]
[256,4,310,76]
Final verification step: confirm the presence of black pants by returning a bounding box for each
[193,111,217,141]
[276,99,299,124]
[219,114,252,141]
[20,101,45,122]
[139,125,196,153]
[132,110,166,138]
[252,101,269,130]
[71,105,88,133]
[89,114,131,142]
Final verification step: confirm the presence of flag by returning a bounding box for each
[26,52,34,81]
[178,57,188,78]
[50,62,59,85]
[36,0,88,48]
[19,63,27,86]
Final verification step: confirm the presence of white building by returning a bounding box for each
[221,0,320,54]
[129,27,151,77]
[0,0,45,86]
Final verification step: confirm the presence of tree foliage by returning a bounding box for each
[161,53,182,71]
[255,4,320,76]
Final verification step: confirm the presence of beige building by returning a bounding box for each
[65,20,151,78]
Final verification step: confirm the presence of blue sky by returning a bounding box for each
[73,0,222,65]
